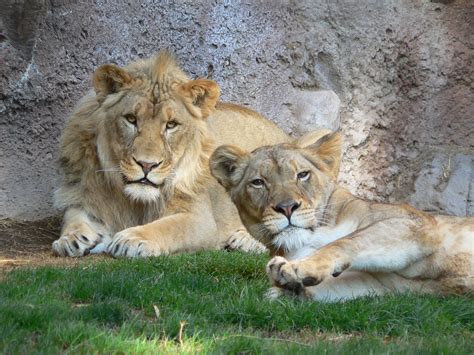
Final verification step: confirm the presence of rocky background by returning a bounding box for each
[1,0,473,220]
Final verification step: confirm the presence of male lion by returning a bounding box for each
[52,52,290,257]
[210,131,474,301]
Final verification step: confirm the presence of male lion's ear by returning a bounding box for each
[179,79,220,118]
[304,132,343,179]
[92,64,132,102]
[210,145,248,190]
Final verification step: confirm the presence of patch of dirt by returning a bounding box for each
[0,217,110,272]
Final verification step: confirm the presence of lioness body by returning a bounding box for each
[268,191,474,301]
[52,53,289,257]
[211,132,474,301]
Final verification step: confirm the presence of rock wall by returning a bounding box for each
[1,0,473,220]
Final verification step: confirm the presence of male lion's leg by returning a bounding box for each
[107,208,218,258]
[224,229,267,254]
[52,208,109,257]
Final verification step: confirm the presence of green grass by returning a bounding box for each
[0,251,472,354]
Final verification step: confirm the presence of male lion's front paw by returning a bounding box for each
[107,227,167,258]
[52,224,105,257]
[224,230,267,254]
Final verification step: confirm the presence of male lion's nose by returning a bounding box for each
[272,200,301,220]
[135,159,162,175]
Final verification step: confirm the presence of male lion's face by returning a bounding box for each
[92,56,219,202]
[101,92,204,202]
[210,132,342,245]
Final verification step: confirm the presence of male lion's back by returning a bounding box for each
[208,102,291,150]
[206,102,290,248]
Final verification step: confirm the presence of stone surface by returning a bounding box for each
[409,153,473,217]
[1,0,473,220]
[283,89,341,136]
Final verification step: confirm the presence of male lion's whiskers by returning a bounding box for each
[95,168,121,173]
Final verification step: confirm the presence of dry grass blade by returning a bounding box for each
[153,304,160,319]
[178,320,186,346]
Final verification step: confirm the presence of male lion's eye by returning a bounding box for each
[297,171,311,181]
[124,114,137,125]
[166,120,178,130]
[250,178,265,188]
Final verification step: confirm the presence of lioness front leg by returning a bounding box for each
[53,208,109,257]
[224,229,267,254]
[266,255,351,292]
[268,218,436,290]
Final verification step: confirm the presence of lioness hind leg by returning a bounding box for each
[53,208,109,257]
[224,230,267,254]
[265,286,313,300]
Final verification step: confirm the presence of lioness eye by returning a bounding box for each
[124,114,137,125]
[166,120,178,130]
[297,171,311,181]
[250,178,265,188]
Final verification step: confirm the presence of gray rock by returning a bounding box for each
[409,153,473,217]
[1,0,473,219]
[283,89,341,136]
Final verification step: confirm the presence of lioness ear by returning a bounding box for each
[210,145,248,190]
[305,132,342,179]
[296,128,334,148]
[93,64,132,103]
[179,79,220,118]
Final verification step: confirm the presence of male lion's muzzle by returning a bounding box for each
[134,158,163,175]
[125,158,163,187]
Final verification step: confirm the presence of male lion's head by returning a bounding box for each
[210,130,342,248]
[91,53,219,202]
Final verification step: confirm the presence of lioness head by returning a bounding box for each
[210,131,342,249]
[92,53,219,202]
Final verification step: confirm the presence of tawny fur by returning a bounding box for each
[52,52,290,258]
[210,131,474,302]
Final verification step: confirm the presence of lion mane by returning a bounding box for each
[52,53,289,257]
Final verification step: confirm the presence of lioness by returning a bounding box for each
[52,52,291,257]
[210,131,474,301]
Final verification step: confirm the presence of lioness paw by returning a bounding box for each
[295,252,352,286]
[107,227,167,258]
[224,230,267,254]
[265,286,313,300]
[266,255,351,292]
[265,286,285,300]
[52,225,104,257]
[266,256,303,291]
[268,255,352,293]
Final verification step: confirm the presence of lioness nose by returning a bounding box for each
[273,200,301,220]
[136,159,162,175]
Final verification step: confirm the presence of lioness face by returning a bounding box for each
[210,132,341,245]
[92,58,219,203]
